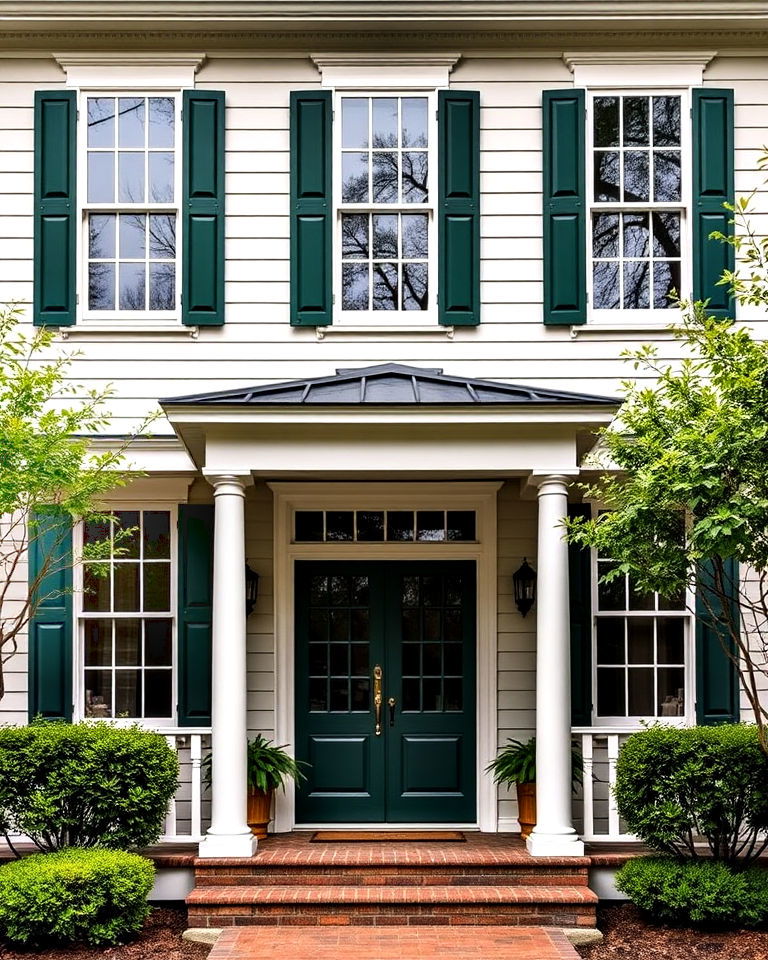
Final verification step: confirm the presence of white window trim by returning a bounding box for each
[586,86,692,325]
[72,503,178,727]
[77,90,183,325]
[332,89,438,326]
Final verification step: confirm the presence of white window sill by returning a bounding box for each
[570,321,679,338]
[58,324,199,339]
[316,324,455,340]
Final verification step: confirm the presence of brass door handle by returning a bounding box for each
[388,697,396,727]
[374,665,383,736]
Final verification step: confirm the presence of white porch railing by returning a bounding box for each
[572,728,639,843]
[156,728,211,844]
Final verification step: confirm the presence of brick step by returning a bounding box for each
[186,883,598,929]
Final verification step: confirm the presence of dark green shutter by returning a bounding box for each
[33,91,76,327]
[177,504,214,726]
[543,89,586,325]
[692,89,734,320]
[182,90,225,326]
[696,557,739,724]
[290,90,332,326]
[568,504,592,725]
[438,90,480,326]
[28,511,73,720]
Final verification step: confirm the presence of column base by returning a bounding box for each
[526,832,585,858]
[197,832,258,859]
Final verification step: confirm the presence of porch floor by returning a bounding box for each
[206,924,581,959]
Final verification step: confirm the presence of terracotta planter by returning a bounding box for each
[516,781,536,839]
[247,787,274,839]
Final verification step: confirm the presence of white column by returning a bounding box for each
[198,474,257,859]
[526,475,585,857]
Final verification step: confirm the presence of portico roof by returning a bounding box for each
[161,363,617,408]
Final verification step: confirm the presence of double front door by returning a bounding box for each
[295,560,476,823]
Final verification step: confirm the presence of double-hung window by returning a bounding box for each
[336,94,434,318]
[83,95,180,318]
[590,92,687,316]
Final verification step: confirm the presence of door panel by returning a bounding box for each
[295,561,476,824]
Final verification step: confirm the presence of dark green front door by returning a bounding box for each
[295,561,476,823]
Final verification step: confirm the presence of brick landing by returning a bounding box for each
[207,925,581,959]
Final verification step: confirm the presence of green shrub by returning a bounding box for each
[616,856,768,927]
[0,722,179,851]
[614,725,768,864]
[0,848,154,946]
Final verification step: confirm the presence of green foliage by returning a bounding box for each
[486,736,583,789]
[203,734,308,793]
[0,722,179,853]
[616,856,768,927]
[614,725,768,865]
[0,848,154,946]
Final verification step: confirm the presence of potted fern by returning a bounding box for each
[486,737,582,839]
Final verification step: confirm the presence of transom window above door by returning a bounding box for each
[83,95,180,317]
[294,509,476,543]
[337,94,434,317]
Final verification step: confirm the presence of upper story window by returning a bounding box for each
[589,92,688,318]
[83,95,180,318]
[336,93,435,319]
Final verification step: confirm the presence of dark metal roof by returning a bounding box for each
[161,363,617,407]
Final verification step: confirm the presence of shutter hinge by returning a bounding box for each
[76,294,79,305]
[585,292,589,305]
[332,293,336,305]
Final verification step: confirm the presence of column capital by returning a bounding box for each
[529,472,577,497]
[203,470,254,494]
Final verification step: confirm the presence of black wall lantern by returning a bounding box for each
[245,563,260,617]
[513,558,537,617]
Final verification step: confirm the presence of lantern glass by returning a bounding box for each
[513,559,536,617]
[245,564,260,616]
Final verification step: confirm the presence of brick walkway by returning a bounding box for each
[207,925,581,959]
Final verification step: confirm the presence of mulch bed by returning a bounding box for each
[0,907,210,960]
[578,903,768,960]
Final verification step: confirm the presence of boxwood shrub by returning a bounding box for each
[0,722,179,851]
[614,724,768,864]
[616,856,768,927]
[0,848,154,946]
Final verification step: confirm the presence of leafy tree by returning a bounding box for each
[566,194,768,752]
[0,306,153,703]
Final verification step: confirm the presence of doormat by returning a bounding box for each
[310,830,466,842]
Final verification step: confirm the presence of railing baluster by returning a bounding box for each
[190,734,202,841]
[581,733,595,840]
[607,734,621,838]
[164,734,178,839]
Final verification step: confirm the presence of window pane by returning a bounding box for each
[119,262,146,310]
[372,214,398,258]
[83,565,111,612]
[84,619,112,666]
[351,678,370,712]
[115,670,142,716]
[417,511,445,542]
[654,259,680,309]
[89,262,115,310]
[342,263,369,310]
[444,642,462,674]
[114,562,139,611]
[372,98,398,147]
[149,214,176,259]
[330,610,350,644]
[594,96,619,148]
[657,618,685,663]
[402,677,420,711]
[623,151,649,202]
[342,152,368,202]
[628,668,654,715]
[142,514,169,562]
[85,670,112,717]
[623,261,650,309]
[113,510,139,558]
[652,212,681,259]
[350,642,369,674]
[309,643,328,674]
[447,511,476,541]
[596,618,625,664]
[329,576,350,605]
[423,678,442,711]
[89,214,116,259]
[330,678,349,711]
[149,152,174,202]
[149,97,175,148]
[597,668,625,716]
[115,619,141,665]
[341,214,369,259]
[143,562,170,612]
[88,97,115,147]
[623,213,649,259]
[654,151,681,203]
[402,608,420,643]
[423,642,441,675]
[149,263,175,310]
[388,511,414,541]
[593,260,620,309]
[594,152,619,202]
[118,97,145,148]
[402,214,428,259]
[88,152,114,203]
[402,261,428,311]
[118,151,145,203]
[403,643,420,675]
[357,511,384,541]
[597,563,625,610]
[653,96,681,147]
[309,678,328,712]
[402,98,428,147]
[628,574,655,610]
[444,678,462,712]
[373,262,398,310]
[372,152,398,203]
[423,609,441,642]
[145,619,172,666]
[119,214,146,259]
[658,667,685,716]
[422,576,442,607]
[309,611,328,644]
[145,670,172,717]
[627,618,654,663]
[623,97,649,146]
[326,511,354,541]
[403,152,428,203]
[295,511,324,541]
[342,98,368,148]
[593,213,619,258]
[444,608,462,642]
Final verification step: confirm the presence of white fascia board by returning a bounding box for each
[87,436,198,473]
